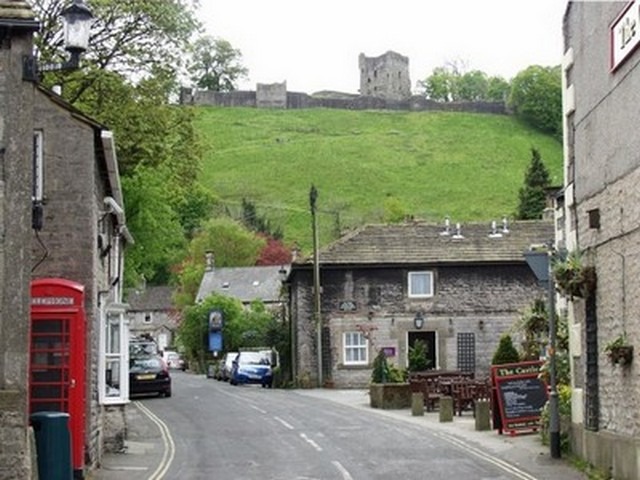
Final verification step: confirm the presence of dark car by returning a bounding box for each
[229,351,273,388]
[129,356,172,398]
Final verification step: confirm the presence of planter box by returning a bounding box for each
[369,383,411,409]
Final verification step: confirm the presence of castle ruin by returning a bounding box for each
[359,51,411,101]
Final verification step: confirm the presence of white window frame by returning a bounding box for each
[408,271,434,298]
[343,332,368,365]
[33,130,44,202]
[99,304,129,404]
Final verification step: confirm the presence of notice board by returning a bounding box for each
[491,360,548,436]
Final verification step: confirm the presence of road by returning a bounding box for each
[133,371,547,480]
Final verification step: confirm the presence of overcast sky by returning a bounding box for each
[198,0,568,94]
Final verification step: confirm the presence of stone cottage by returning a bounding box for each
[127,285,180,352]
[561,2,640,478]
[288,219,553,388]
[30,86,132,475]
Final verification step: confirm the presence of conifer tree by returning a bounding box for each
[516,148,551,220]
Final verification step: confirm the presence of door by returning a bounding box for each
[408,331,437,369]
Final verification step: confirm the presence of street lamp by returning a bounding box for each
[23,0,94,82]
[523,245,561,459]
[414,311,425,330]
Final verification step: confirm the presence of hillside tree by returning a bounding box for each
[516,148,551,220]
[509,65,562,139]
[188,35,248,91]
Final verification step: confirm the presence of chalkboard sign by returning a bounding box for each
[491,360,548,435]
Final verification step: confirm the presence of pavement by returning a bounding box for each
[90,387,588,480]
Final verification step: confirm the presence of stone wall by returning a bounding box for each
[180,86,506,115]
[0,7,39,478]
[257,81,287,108]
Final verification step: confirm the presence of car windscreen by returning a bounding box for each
[238,352,270,365]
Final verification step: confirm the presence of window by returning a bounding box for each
[144,313,152,324]
[343,332,368,365]
[100,306,129,404]
[408,271,434,298]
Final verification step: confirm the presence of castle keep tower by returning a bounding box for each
[359,51,411,101]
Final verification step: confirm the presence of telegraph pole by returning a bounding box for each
[310,185,323,387]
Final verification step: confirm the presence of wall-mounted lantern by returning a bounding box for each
[23,0,94,82]
[413,311,424,330]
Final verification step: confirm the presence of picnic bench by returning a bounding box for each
[409,372,491,415]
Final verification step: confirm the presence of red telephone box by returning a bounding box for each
[30,278,87,475]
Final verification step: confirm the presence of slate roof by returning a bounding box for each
[196,265,289,304]
[127,286,175,312]
[298,220,554,266]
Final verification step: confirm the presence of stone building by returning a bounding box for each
[288,220,552,388]
[359,50,411,101]
[127,285,180,352]
[31,86,132,474]
[0,2,39,478]
[561,2,640,478]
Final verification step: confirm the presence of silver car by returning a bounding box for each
[218,352,238,381]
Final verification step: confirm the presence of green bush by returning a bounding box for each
[492,334,521,365]
[408,339,430,372]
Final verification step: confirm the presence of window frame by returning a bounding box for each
[408,271,434,298]
[343,331,368,366]
[33,130,44,202]
[99,304,129,405]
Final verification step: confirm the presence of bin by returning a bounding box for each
[30,411,72,480]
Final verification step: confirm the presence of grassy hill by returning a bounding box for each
[194,107,563,252]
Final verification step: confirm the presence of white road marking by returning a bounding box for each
[134,401,176,480]
[273,416,295,429]
[250,404,268,414]
[332,460,354,480]
[432,430,539,480]
[300,432,323,452]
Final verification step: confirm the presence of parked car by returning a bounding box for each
[129,356,172,397]
[162,350,186,371]
[217,352,238,381]
[229,351,273,388]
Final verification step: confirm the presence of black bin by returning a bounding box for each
[30,411,72,480]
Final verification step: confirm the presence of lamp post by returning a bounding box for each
[523,246,561,459]
[23,0,94,82]
[310,185,322,387]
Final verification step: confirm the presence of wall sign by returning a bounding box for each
[611,0,640,71]
[491,360,548,436]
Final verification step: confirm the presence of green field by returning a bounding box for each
[194,107,563,252]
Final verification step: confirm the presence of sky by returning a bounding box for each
[198,0,568,95]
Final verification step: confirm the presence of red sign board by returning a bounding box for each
[491,360,548,436]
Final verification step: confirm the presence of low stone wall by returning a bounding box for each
[572,424,639,480]
[180,87,506,115]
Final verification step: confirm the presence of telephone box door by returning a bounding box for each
[30,278,86,475]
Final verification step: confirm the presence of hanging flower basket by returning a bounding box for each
[552,251,597,299]
[604,335,633,366]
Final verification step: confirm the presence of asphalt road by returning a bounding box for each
[133,371,557,480]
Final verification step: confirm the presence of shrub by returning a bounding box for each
[492,334,521,365]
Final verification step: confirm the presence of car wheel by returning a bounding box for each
[164,389,172,398]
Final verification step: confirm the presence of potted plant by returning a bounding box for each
[552,250,596,299]
[369,350,411,409]
[604,333,633,366]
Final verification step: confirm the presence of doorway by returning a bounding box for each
[408,331,436,370]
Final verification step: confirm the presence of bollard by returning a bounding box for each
[439,396,453,422]
[411,392,424,416]
[475,399,491,431]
